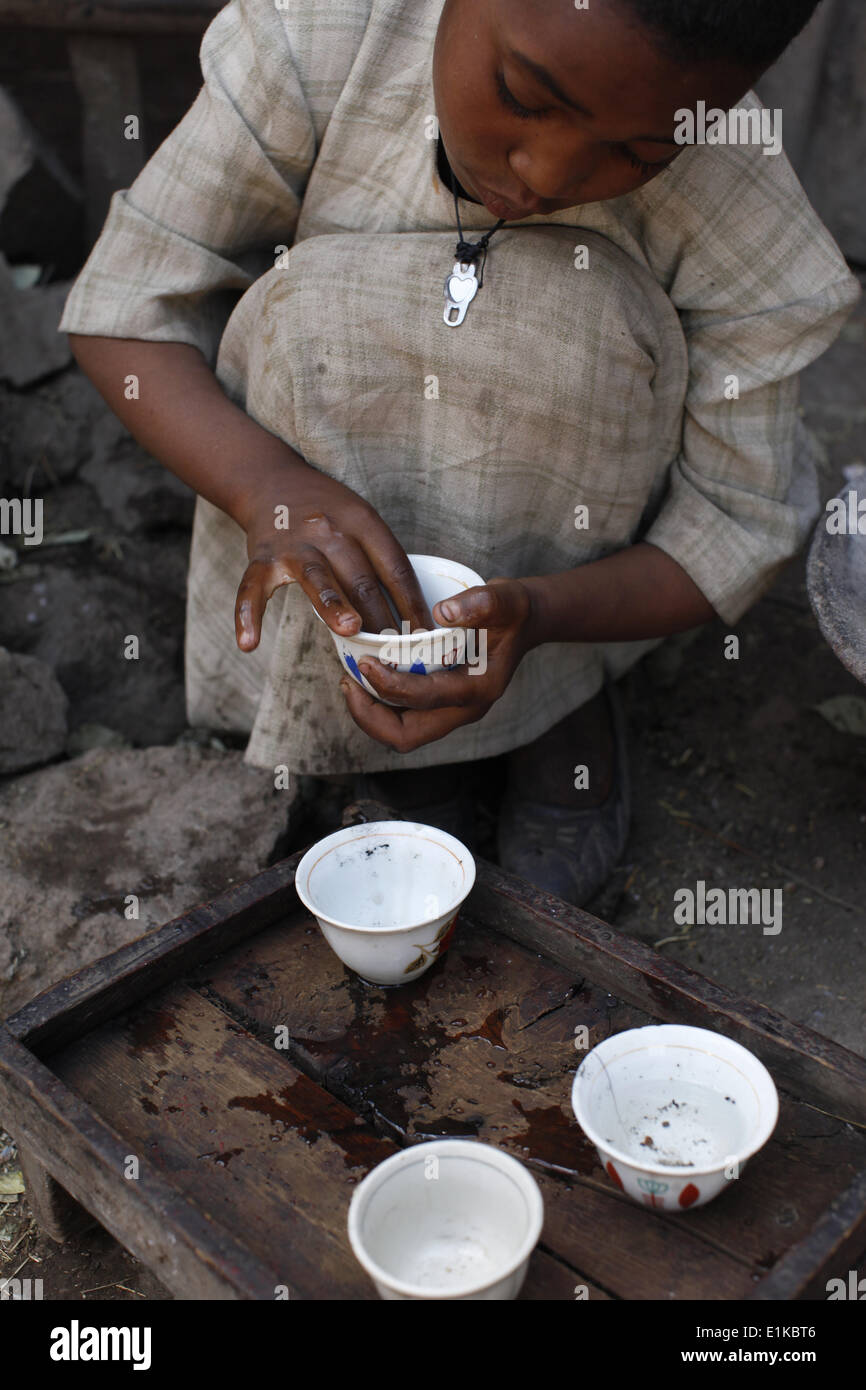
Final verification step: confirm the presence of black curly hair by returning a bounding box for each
[619,0,823,68]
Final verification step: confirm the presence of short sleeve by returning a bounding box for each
[637,102,862,624]
[58,0,321,364]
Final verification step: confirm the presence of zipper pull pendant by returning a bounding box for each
[443,260,479,327]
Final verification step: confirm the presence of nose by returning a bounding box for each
[509,134,598,207]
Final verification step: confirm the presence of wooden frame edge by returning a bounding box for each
[0,1023,287,1299]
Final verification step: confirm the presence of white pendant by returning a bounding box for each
[443,260,479,327]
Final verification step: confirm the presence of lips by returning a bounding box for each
[448,147,532,218]
[479,187,533,220]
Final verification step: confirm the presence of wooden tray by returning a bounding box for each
[2,799,865,1300]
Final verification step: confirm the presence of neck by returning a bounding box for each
[436,134,481,205]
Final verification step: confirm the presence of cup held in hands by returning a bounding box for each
[313,553,485,705]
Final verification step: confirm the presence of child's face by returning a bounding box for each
[432,0,757,216]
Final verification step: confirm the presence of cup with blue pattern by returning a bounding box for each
[314,553,485,706]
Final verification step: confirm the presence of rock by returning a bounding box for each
[0,363,194,530]
[0,367,126,491]
[0,254,72,388]
[175,726,228,751]
[0,744,295,1015]
[757,0,866,263]
[0,77,84,282]
[0,646,68,773]
[642,628,705,690]
[80,441,195,533]
[807,475,866,687]
[0,85,34,210]
[747,694,800,733]
[24,478,111,539]
[65,722,130,756]
[798,272,866,480]
[0,566,186,744]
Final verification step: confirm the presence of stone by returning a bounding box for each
[0,367,126,491]
[175,726,228,751]
[757,0,866,264]
[642,628,705,690]
[0,364,194,531]
[797,271,866,480]
[808,476,866,688]
[0,645,68,773]
[0,566,186,744]
[746,694,800,733]
[65,722,130,756]
[0,254,72,388]
[0,85,34,210]
[80,441,195,534]
[0,744,296,1015]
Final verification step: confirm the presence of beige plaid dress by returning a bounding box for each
[59,0,860,774]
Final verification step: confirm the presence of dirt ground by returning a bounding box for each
[1,271,864,1302]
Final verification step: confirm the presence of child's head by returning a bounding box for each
[433,0,821,215]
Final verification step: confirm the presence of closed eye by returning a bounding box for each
[495,69,548,120]
[496,66,676,180]
[617,145,676,178]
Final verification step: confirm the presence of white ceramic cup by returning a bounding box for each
[294,820,476,985]
[571,1024,779,1211]
[313,553,486,706]
[348,1139,544,1300]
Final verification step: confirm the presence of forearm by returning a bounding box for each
[67,335,309,528]
[522,542,717,646]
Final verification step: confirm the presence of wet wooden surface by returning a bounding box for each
[4,800,866,1299]
[40,899,866,1300]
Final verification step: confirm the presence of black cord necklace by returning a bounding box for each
[443,155,506,327]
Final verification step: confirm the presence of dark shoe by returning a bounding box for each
[496,679,630,906]
[352,763,477,848]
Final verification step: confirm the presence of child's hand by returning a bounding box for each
[235,469,435,650]
[338,577,535,752]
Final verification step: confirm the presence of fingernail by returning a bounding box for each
[439,602,457,621]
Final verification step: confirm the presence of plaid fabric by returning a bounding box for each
[59,0,861,773]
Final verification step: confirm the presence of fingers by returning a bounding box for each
[323,537,399,634]
[289,511,431,634]
[297,513,396,634]
[431,582,503,629]
[355,658,480,710]
[235,550,360,651]
[364,528,437,632]
[339,675,483,752]
[235,558,290,651]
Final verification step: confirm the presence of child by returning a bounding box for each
[61,0,860,905]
